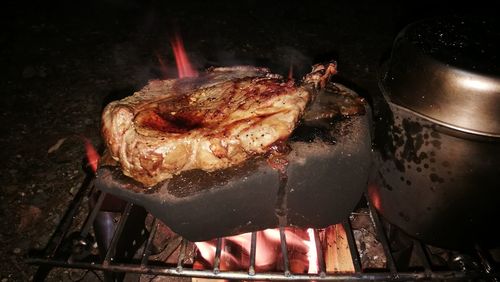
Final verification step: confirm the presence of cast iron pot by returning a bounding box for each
[372,16,500,250]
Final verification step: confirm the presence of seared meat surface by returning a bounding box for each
[102,64,335,186]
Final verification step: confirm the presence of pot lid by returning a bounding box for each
[380,16,500,137]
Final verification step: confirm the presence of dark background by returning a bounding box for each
[0,1,496,280]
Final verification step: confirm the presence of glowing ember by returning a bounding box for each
[227,231,279,270]
[288,62,294,81]
[194,241,217,265]
[262,228,307,249]
[194,227,322,273]
[194,240,239,271]
[170,34,198,78]
[306,228,319,274]
[83,138,99,173]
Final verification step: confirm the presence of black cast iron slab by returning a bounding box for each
[95,83,372,242]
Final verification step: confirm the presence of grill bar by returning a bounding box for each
[176,238,188,271]
[249,232,257,275]
[27,183,499,281]
[342,219,362,273]
[367,196,397,273]
[279,227,291,276]
[213,238,223,273]
[413,239,432,276]
[44,176,94,258]
[103,202,133,266]
[140,218,158,267]
[80,191,107,238]
[313,229,326,276]
[26,258,500,281]
[164,236,183,261]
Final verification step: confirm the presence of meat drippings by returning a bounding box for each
[266,140,291,172]
[275,171,289,227]
[266,140,292,226]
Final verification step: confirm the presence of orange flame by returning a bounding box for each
[368,183,382,211]
[170,34,198,78]
[288,62,294,81]
[83,138,99,173]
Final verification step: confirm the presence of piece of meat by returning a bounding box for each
[102,64,336,186]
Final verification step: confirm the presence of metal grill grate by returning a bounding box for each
[27,174,499,281]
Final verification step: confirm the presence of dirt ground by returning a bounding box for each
[1,1,495,281]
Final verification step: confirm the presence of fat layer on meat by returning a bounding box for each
[102,65,334,186]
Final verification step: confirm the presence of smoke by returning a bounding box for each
[111,42,155,86]
[271,46,314,79]
[194,43,315,79]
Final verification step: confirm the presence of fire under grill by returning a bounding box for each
[26,173,499,281]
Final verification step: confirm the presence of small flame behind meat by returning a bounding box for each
[170,33,198,78]
[83,137,100,174]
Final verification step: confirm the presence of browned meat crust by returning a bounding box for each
[102,64,336,186]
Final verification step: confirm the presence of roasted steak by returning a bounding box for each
[102,64,336,186]
[97,82,371,241]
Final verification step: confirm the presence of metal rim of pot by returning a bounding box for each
[380,16,500,138]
